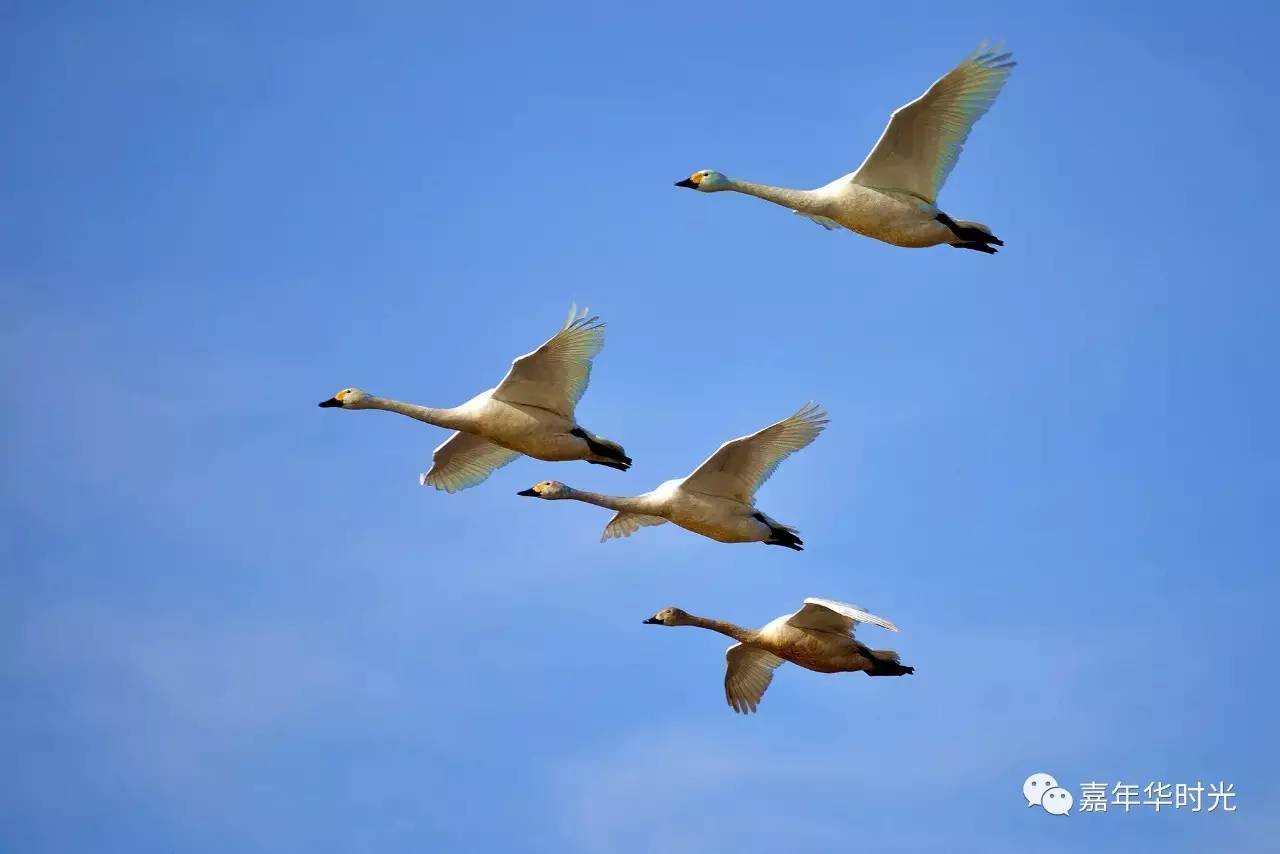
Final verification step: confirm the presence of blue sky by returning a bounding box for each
[3,1,1278,851]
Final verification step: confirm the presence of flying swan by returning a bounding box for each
[318,306,630,492]
[517,403,825,548]
[676,44,1015,253]
[644,598,913,714]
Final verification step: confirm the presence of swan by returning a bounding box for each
[318,306,631,492]
[675,44,1015,253]
[644,598,913,714]
[517,403,826,548]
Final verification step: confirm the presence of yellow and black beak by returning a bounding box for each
[643,616,662,624]
[674,177,699,189]
[516,488,539,497]
[318,397,343,408]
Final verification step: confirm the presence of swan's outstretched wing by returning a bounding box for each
[786,597,899,636]
[601,511,668,542]
[492,305,606,420]
[850,44,1015,204]
[681,403,828,504]
[420,432,521,493]
[724,644,784,714]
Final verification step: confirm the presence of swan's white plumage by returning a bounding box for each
[787,597,900,635]
[492,305,606,419]
[793,211,845,231]
[647,598,909,714]
[682,402,828,504]
[525,405,824,546]
[600,511,668,542]
[851,44,1016,204]
[680,44,1014,250]
[724,644,783,714]
[420,431,521,493]
[327,305,627,492]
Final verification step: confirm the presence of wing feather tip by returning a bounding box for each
[795,400,830,428]
[802,597,900,632]
[420,473,459,493]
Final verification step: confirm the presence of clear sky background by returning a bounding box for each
[3,1,1278,852]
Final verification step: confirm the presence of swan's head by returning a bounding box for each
[643,607,690,626]
[516,480,569,499]
[674,169,729,192]
[318,387,369,409]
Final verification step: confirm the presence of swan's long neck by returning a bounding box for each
[726,178,822,213]
[683,614,755,645]
[359,396,468,431]
[561,488,649,514]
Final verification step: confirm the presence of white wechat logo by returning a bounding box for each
[1024,772,1071,815]
[1024,772,1058,807]
[1042,787,1074,815]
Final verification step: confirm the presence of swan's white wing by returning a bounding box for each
[601,511,668,542]
[419,431,521,493]
[681,403,828,504]
[851,44,1015,204]
[491,305,606,420]
[786,597,899,636]
[724,644,784,714]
